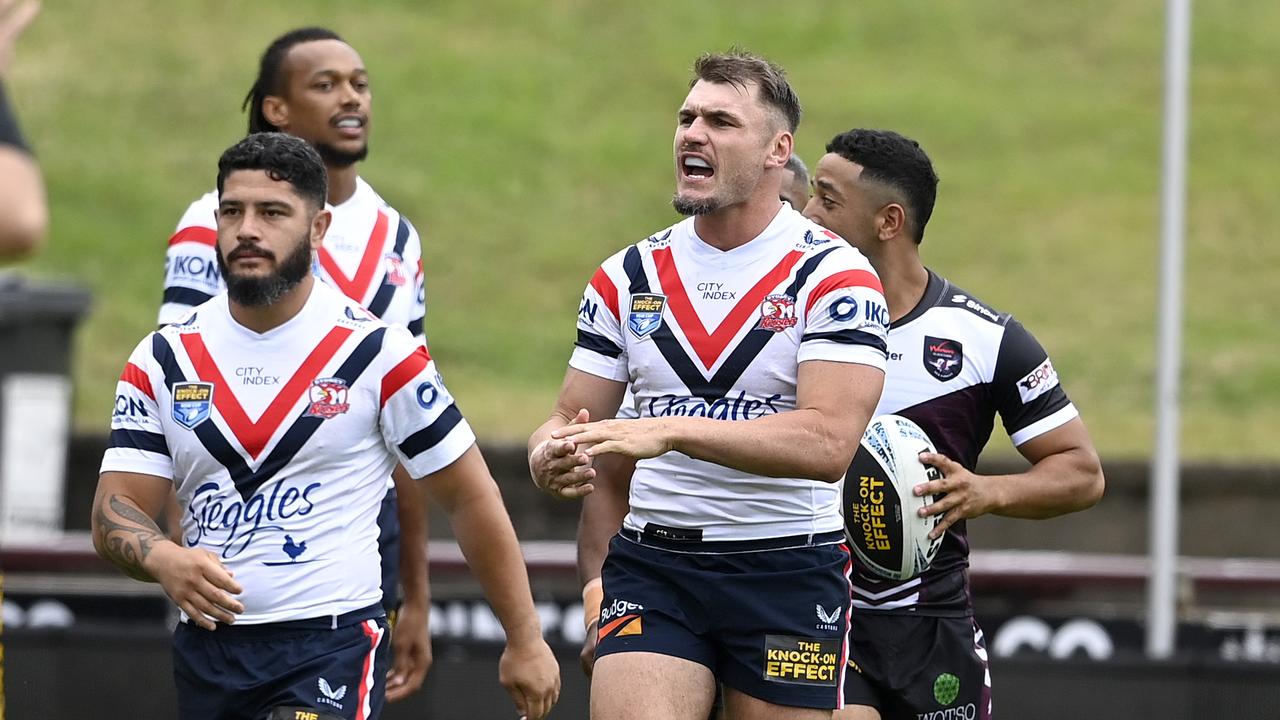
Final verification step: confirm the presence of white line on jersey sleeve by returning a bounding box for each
[101,335,174,481]
[1009,403,1080,447]
[378,326,477,478]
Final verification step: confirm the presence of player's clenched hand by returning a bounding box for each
[146,543,244,630]
[385,602,432,702]
[554,417,673,461]
[915,452,1002,540]
[498,637,561,720]
[530,408,596,499]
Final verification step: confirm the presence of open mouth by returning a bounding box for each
[332,115,366,137]
[680,154,715,180]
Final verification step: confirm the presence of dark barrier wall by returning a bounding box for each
[6,626,1280,720]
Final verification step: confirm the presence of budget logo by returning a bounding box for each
[759,294,797,332]
[171,382,214,429]
[305,378,351,419]
[923,336,963,381]
[628,293,667,338]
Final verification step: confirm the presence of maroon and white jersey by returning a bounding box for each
[103,282,473,623]
[159,177,426,341]
[571,206,889,542]
[851,270,1078,615]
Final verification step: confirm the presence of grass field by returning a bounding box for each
[6,0,1278,459]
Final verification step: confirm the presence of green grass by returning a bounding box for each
[8,0,1278,460]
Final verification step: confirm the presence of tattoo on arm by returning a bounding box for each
[94,494,168,582]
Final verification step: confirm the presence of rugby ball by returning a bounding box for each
[842,414,944,581]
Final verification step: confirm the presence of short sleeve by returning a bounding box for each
[100,334,173,480]
[992,319,1078,446]
[378,326,477,478]
[797,253,889,370]
[159,194,223,326]
[568,263,629,382]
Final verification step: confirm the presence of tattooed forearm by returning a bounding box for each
[93,494,168,582]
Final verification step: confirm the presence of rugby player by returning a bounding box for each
[803,129,1105,720]
[530,51,888,720]
[96,133,559,720]
[156,28,432,701]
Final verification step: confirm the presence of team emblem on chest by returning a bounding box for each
[923,336,963,381]
[305,377,351,419]
[172,382,214,430]
[758,293,797,332]
[628,293,667,339]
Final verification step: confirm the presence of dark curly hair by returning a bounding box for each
[826,129,939,243]
[216,132,328,209]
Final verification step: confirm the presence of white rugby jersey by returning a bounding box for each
[850,270,1078,615]
[571,206,889,543]
[159,177,427,340]
[103,282,475,623]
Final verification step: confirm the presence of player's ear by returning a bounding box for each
[765,129,793,170]
[261,95,289,130]
[310,208,332,249]
[877,203,907,242]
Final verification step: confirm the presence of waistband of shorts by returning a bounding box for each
[182,602,385,637]
[618,526,846,554]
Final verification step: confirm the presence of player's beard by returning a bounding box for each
[217,234,314,308]
[672,194,718,216]
[314,141,369,168]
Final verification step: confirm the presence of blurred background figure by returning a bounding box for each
[0,0,45,262]
[779,152,809,213]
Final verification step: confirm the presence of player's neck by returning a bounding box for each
[325,164,359,206]
[693,197,783,252]
[872,250,930,323]
[228,275,316,334]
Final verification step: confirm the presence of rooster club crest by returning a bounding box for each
[923,336,963,381]
[305,377,351,419]
[172,382,214,429]
[384,252,407,286]
[759,293,797,332]
[628,293,667,339]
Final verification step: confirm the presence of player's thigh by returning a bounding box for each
[833,704,881,720]
[591,651,716,720]
[721,686,835,720]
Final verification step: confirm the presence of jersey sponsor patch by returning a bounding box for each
[305,378,351,419]
[763,635,841,686]
[758,293,797,332]
[628,293,666,338]
[1017,358,1060,404]
[923,336,963,381]
[171,382,213,429]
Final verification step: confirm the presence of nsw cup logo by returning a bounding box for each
[759,293,797,332]
[171,382,214,430]
[304,377,351,419]
[628,293,667,339]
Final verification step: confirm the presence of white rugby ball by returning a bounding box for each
[842,414,944,581]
